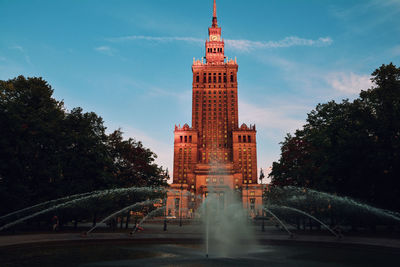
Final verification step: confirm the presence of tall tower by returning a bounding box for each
[168,0,263,218]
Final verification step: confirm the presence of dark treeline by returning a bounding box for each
[270,63,400,212]
[0,76,168,215]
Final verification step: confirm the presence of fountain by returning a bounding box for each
[263,208,293,236]
[0,190,99,222]
[199,188,258,258]
[130,206,165,235]
[1,185,400,266]
[0,186,165,231]
[268,205,339,238]
[264,186,400,228]
[86,199,161,234]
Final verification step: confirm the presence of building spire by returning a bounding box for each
[212,0,218,28]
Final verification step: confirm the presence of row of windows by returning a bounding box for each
[194,72,235,82]
[197,98,228,103]
[238,135,252,143]
[179,148,192,152]
[196,101,231,105]
[173,179,256,187]
[179,135,193,143]
[238,154,252,159]
[196,75,235,83]
[198,108,231,113]
[194,90,236,94]
[201,156,229,163]
[207,47,223,53]
[205,177,224,183]
[195,84,237,88]
[197,72,234,76]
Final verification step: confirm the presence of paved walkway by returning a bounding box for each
[1,224,400,249]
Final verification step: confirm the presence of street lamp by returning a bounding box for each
[259,168,265,232]
[246,183,249,217]
[179,183,183,227]
[164,169,170,231]
[163,199,167,231]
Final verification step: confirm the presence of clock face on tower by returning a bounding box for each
[211,35,219,41]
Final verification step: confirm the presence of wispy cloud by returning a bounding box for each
[368,0,400,11]
[239,100,307,140]
[239,99,310,180]
[226,36,333,52]
[94,46,116,56]
[392,45,400,56]
[255,53,373,99]
[10,45,24,52]
[146,87,192,103]
[9,45,32,65]
[107,35,203,44]
[106,35,333,52]
[325,72,372,94]
[331,0,400,35]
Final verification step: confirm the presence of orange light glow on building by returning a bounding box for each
[167,0,263,218]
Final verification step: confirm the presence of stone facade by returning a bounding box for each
[167,0,263,219]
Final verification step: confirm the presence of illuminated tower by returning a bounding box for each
[168,0,262,218]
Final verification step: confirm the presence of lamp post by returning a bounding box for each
[246,184,249,217]
[164,169,170,231]
[259,168,265,232]
[163,199,167,231]
[179,183,183,227]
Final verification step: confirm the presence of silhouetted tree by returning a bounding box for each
[0,76,167,216]
[270,63,400,211]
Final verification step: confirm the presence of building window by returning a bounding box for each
[238,135,241,142]
[180,136,183,142]
[175,198,180,216]
[248,135,251,143]
[189,135,192,143]
[250,198,255,210]
[184,136,187,143]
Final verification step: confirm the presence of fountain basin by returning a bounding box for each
[0,227,399,267]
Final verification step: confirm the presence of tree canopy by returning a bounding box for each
[270,63,400,211]
[0,76,167,215]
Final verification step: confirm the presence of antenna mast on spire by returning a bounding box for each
[212,0,218,28]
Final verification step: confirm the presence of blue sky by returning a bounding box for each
[1,0,399,182]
